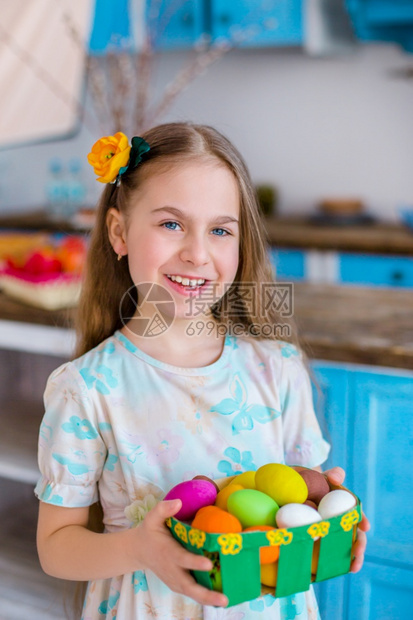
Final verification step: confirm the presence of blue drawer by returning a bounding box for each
[339,253,413,287]
[269,248,306,281]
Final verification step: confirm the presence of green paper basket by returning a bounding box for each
[166,483,362,608]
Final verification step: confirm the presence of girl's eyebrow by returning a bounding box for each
[151,205,239,225]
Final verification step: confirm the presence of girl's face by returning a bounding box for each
[108,160,240,323]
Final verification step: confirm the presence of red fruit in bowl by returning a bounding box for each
[23,250,62,274]
[57,237,86,274]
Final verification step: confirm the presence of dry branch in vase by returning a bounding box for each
[64,0,274,137]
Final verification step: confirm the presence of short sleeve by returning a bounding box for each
[279,347,330,468]
[34,362,107,507]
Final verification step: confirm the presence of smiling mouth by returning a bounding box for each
[166,274,207,289]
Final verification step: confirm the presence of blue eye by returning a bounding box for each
[212,228,229,236]
[163,221,181,231]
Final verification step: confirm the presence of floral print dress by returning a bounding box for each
[35,331,330,620]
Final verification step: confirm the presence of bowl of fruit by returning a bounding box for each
[0,234,87,310]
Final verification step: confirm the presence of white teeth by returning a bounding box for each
[168,275,206,286]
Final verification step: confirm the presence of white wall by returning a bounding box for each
[1,42,413,221]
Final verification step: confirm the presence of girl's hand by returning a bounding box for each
[134,499,228,608]
[350,512,370,573]
[322,466,345,486]
[322,466,370,573]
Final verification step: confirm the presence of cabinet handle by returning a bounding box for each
[218,13,231,25]
[182,11,194,27]
[391,270,404,284]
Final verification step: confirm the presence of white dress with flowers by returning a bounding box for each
[35,331,330,620]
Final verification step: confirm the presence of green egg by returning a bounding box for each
[227,489,279,528]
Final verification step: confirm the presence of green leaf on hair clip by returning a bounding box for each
[119,136,150,178]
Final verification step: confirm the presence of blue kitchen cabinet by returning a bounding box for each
[90,0,304,52]
[346,0,413,26]
[351,371,413,564]
[89,0,131,53]
[90,0,204,52]
[269,248,306,281]
[347,561,413,620]
[310,362,413,619]
[311,363,351,620]
[151,0,304,49]
[347,369,413,619]
[146,0,205,50]
[338,252,413,287]
[311,364,351,472]
[210,0,303,47]
[346,1,413,52]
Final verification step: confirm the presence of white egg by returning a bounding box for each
[276,503,322,528]
[318,490,356,519]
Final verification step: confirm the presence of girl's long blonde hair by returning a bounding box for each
[75,121,297,358]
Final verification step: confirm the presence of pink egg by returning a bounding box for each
[164,479,218,521]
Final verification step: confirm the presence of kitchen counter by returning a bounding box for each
[1,210,413,255]
[1,283,412,369]
[265,216,413,255]
[293,283,413,369]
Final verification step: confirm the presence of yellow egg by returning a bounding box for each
[260,562,278,587]
[232,471,256,489]
[215,483,244,510]
[255,463,308,506]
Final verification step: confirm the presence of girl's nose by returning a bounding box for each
[179,234,210,266]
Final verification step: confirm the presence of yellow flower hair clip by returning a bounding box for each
[87,132,150,184]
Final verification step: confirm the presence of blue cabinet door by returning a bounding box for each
[346,0,413,52]
[146,0,205,49]
[211,0,303,47]
[351,371,413,567]
[348,561,413,620]
[269,248,306,281]
[90,0,205,52]
[310,363,351,620]
[339,253,413,288]
[311,364,413,619]
[354,0,413,26]
[311,363,351,472]
[89,0,131,54]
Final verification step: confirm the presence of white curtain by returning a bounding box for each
[0,0,94,148]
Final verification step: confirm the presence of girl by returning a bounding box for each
[36,122,367,619]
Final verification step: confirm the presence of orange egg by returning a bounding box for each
[191,505,242,533]
[215,483,244,511]
[243,525,280,564]
[260,561,278,587]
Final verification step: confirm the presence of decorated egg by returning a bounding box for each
[164,479,217,521]
[304,499,319,511]
[318,490,356,519]
[243,525,280,564]
[275,503,322,529]
[260,561,278,587]
[298,469,330,504]
[227,489,279,528]
[215,483,244,511]
[255,463,308,506]
[192,475,220,493]
[232,470,256,489]
[191,505,242,533]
